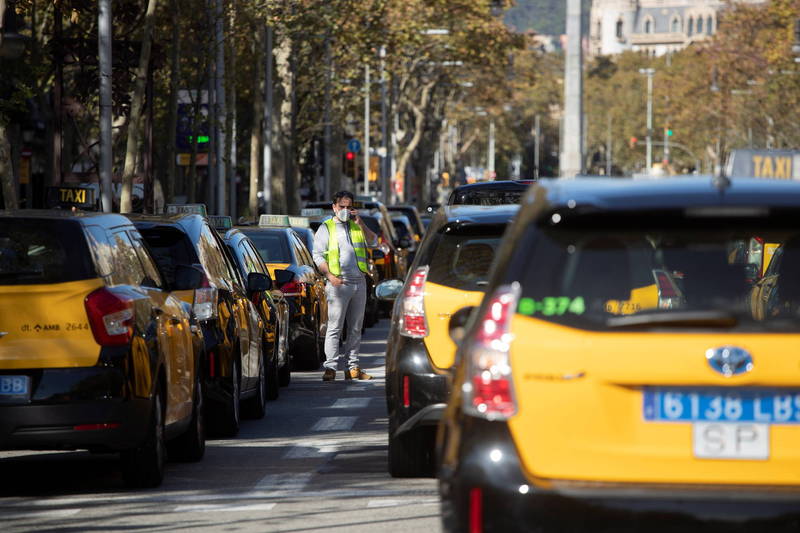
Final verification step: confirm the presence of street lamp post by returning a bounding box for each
[639,68,655,175]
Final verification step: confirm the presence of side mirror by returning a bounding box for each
[448,306,476,344]
[375,279,403,301]
[247,272,272,292]
[173,264,205,290]
[274,269,294,286]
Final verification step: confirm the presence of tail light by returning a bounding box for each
[193,287,219,321]
[399,266,429,338]
[462,284,519,420]
[654,269,682,309]
[469,487,483,533]
[85,288,135,346]
[280,279,303,297]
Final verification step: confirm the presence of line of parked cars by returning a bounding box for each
[0,198,425,489]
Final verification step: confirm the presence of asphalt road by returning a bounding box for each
[0,319,442,533]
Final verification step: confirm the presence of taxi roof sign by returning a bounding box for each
[166,203,208,216]
[300,208,324,216]
[258,214,291,227]
[209,215,233,230]
[288,216,310,228]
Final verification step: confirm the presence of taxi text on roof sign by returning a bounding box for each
[46,186,97,209]
[727,149,800,180]
[166,203,208,216]
[300,208,324,216]
[209,215,233,230]
[288,216,310,228]
[259,214,290,227]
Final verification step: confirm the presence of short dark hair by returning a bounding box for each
[332,190,354,204]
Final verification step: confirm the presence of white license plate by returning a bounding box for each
[692,422,769,460]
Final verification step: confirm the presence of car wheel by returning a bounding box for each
[216,358,241,437]
[278,357,291,387]
[169,374,206,462]
[265,338,280,400]
[121,388,166,488]
[293,316,322,371]
[388,427,436,478]
[244,350,267,419]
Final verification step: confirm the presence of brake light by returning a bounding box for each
[85,288,135,346]
[402,375,411,408]
[74,423,120,431]
[193,287,219,321]
[399,266,429,338]
[462,284,519,420]
[469,487,483,533]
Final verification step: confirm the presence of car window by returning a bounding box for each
[110,230,148,286]
[84,225,114,277]
[243,241,269,275]
[0,218,95,285]
[419,224,507,291]
[237,241,259,274]
[138,226,201,288]
[198,224,233,290]
[246,231,293,263]
[511,211,800,332]
[129,231,164,288]
[291,232,312,266]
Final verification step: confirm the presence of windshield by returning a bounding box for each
[449,187,528,206]
[0,219,95,285]
[421,224,507,291]
[244,231,293,263]
[514,212,800,331]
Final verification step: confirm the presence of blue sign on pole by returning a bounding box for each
[347,139,362,153]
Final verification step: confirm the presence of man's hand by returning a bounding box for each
[327,272,344,287]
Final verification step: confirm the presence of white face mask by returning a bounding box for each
[336,208,350,222]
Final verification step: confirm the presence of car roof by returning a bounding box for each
[0,209,133,227]
[530,177,800,212]
[127,213,207,242]
[452,180,535,193]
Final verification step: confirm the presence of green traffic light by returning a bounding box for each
[666,129,673,137]
[188,135,210,143]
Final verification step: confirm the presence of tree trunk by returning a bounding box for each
[248,26,265,219]
[273,31,292,213]
[120,0,159,213]
[0,122,18,209]
[396,81,435,206]
[165,0,181,206]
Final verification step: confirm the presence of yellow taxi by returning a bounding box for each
[384,205,519,477]
[438,178,800,531]
[0,210,206,488]
[238,215,328,370]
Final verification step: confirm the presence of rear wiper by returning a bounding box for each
[606,310,738,329]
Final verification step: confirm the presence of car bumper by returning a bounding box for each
[387,336,449,437]
[0,367,152,452]
[439,417,800,531]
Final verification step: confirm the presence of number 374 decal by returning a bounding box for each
[517,296,585,316]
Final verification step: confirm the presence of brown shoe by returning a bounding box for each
[345,367,372,380]
[322,368,336,382]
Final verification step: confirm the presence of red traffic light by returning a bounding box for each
[629,136,638,148]
[345,151,355,161]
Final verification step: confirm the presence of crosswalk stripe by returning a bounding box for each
[331,397,371,408]
[255,472,313,495]
[366,498,439,508]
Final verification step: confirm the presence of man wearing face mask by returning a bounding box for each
[312,190,378,381]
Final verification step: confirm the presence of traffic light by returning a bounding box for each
[665,127,673,137]
[343,151,356,178]
[629,136,638,148]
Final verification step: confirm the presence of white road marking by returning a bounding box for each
[255,472,313,495]
[311,416,357,431]
[331,397,371,408]
[367,498,439,508]
[173,503,276,513]
[2,509,81,518]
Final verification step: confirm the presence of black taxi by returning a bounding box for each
[385,204,518,477]
[238,215,328,371]
[129,211,267,436]
[0,210,205,488]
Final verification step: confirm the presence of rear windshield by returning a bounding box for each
[392,220,411,240]
[361,216,382,237]
[244,231,292,263]
[137,227,200,287]
[512,210,800,332]
[420,224,507,291]
[0,218,95,284]
[449,187,528,206]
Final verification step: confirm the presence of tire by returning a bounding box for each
[278,358,291,387]
[169,375,206,462]
[216,358,241,437]
[266,339,280,401]
[293,317,322,371]
[388,426,436,478]
[121,389,166,488]
[244,351,267,419]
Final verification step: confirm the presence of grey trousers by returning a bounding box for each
[323,276,367,371]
